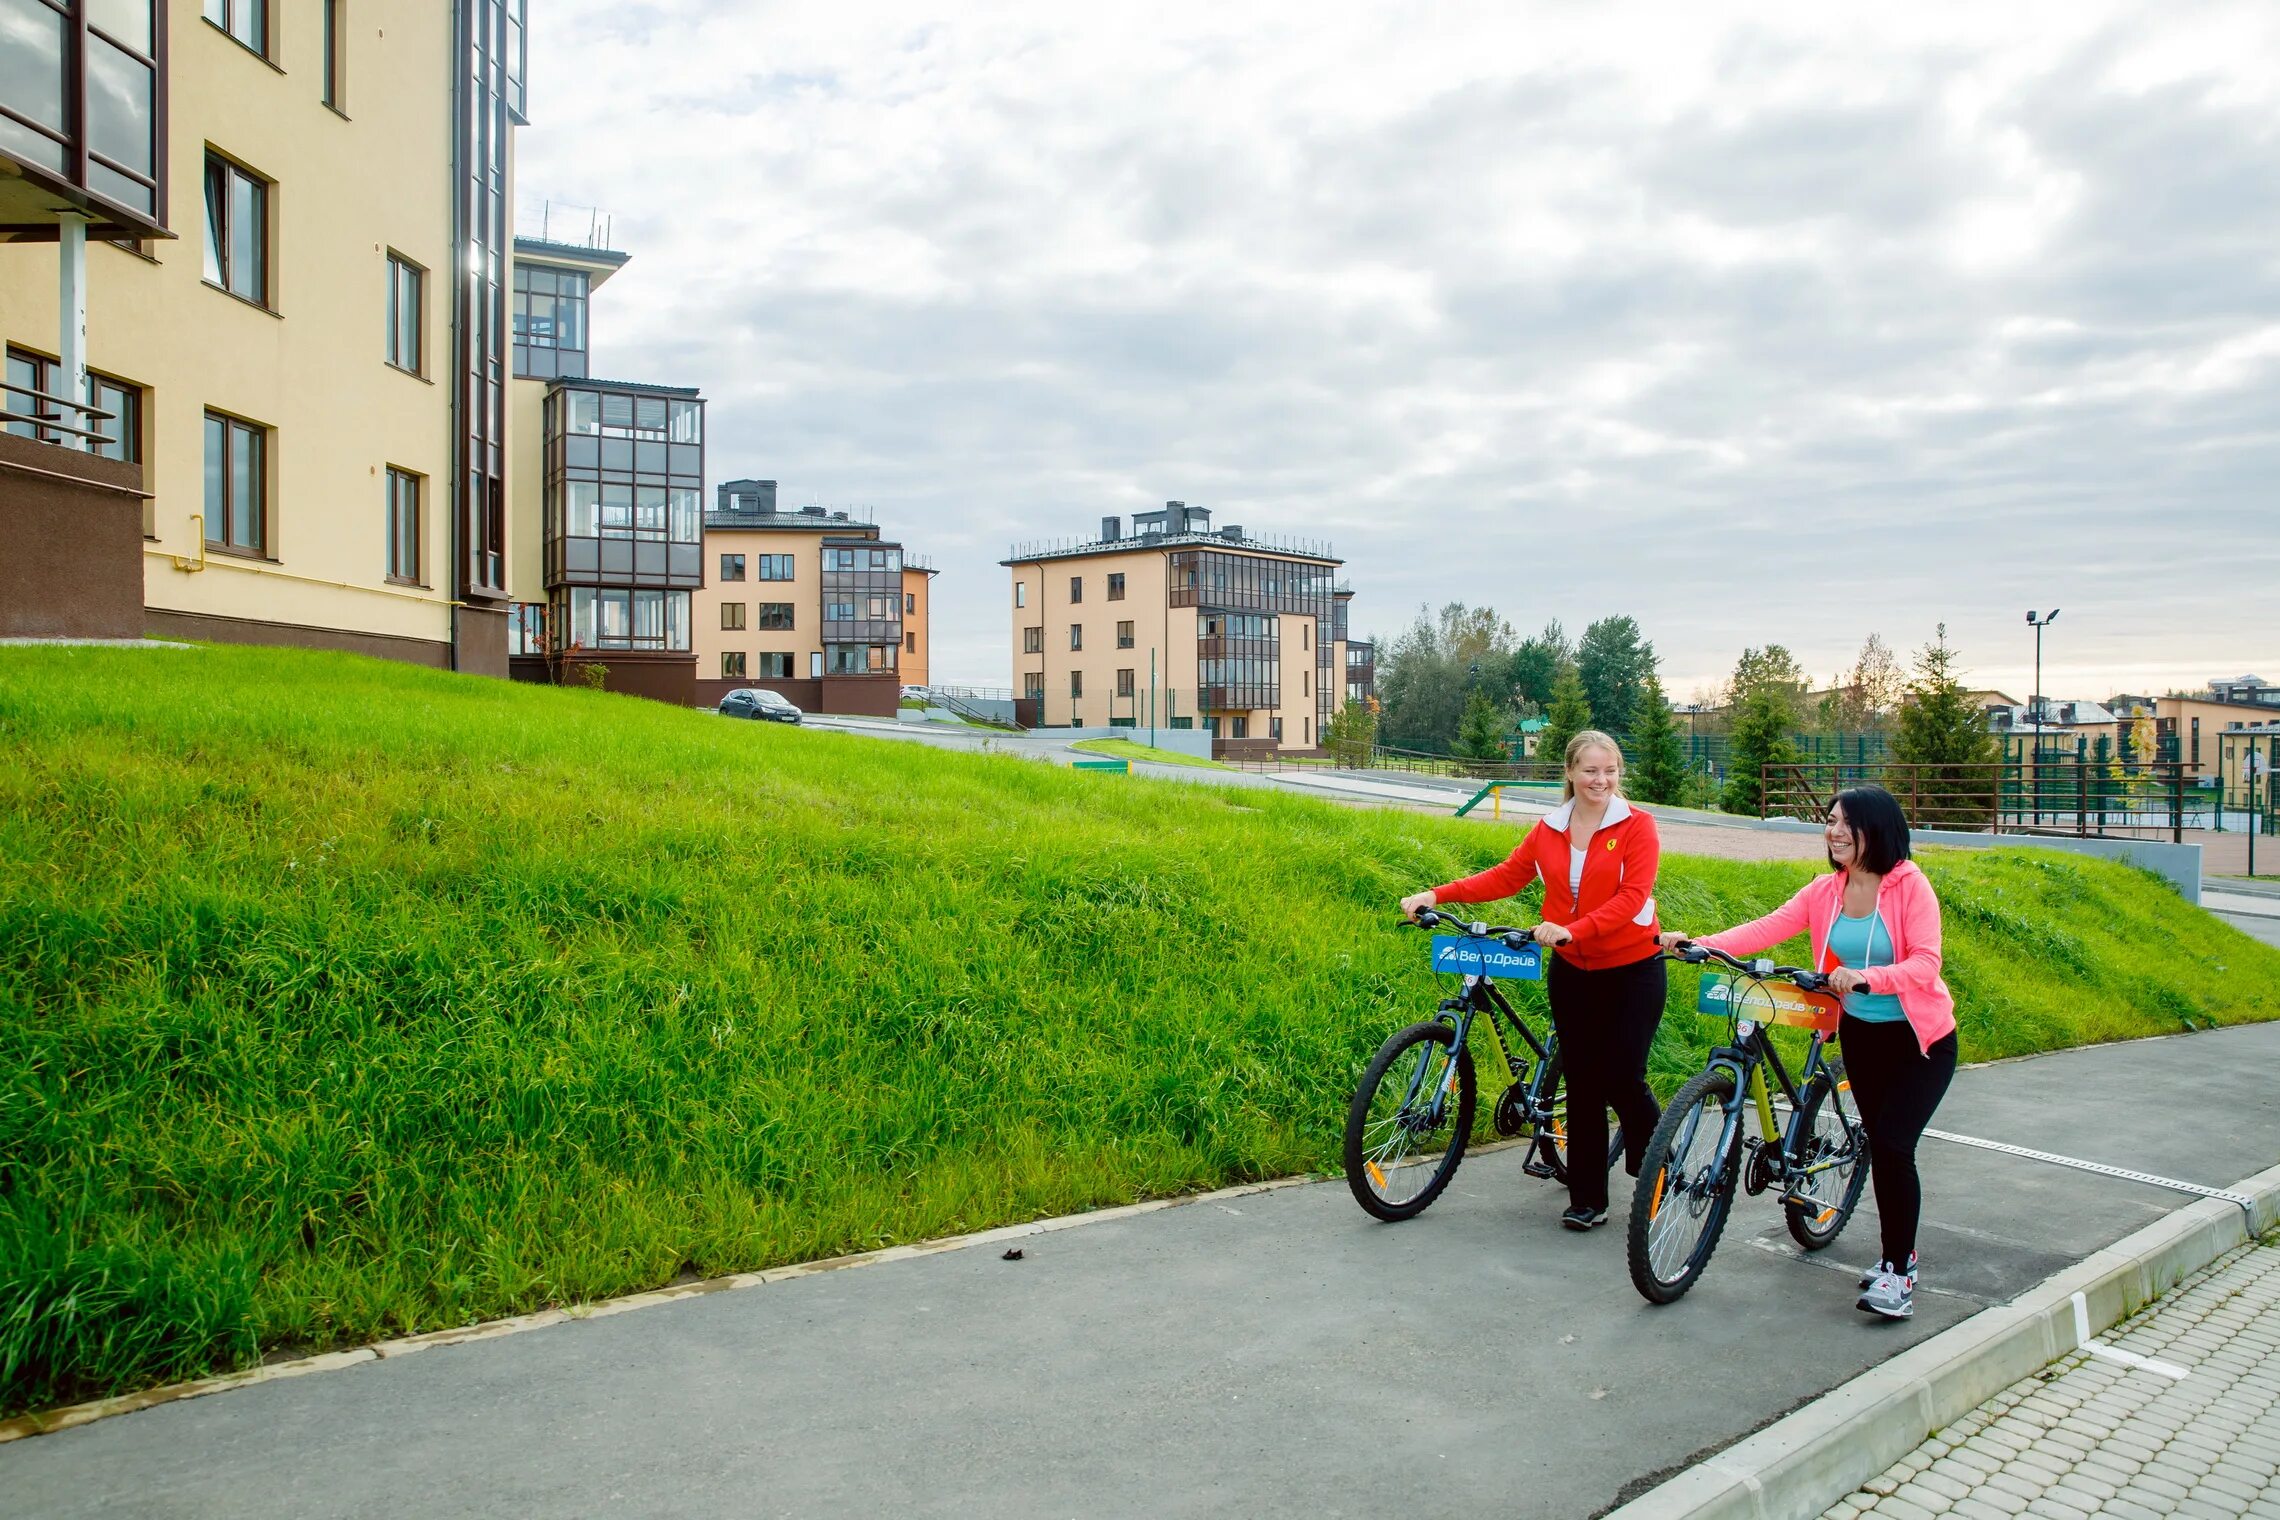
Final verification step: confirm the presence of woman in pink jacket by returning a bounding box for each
[1658,784,1957,1320]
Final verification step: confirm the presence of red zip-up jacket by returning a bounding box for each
[1431,796,1662,971]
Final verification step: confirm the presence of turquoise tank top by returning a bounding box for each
[1828,909,1909,1023]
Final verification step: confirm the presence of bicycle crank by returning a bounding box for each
[1493,1083,1531,1138]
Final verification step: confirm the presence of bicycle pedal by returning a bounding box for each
[1521,1159,1558,1179]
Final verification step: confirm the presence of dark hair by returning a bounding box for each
[1828,785,1911,875]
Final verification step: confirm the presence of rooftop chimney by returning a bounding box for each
[1101,516,1122,542]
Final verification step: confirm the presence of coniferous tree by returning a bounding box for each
[1576,615,1656,738]
[1322,698,1378,767]
[1539,664,1594,769]
[1628,674,1688,805]
[1452,690,1511,771]
[1722,681,1804,815]
[1888,623,2001,827]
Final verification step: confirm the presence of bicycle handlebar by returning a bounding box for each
[1404,905,1542,951]
[1663,938,1839,996]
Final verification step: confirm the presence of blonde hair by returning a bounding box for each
[1561,729,1625,802]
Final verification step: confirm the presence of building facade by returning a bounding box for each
[693,479,936,717]
[503,236,706,705]
[1004,502,1366,757]
[1,2,533,670]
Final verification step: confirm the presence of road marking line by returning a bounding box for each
[1920,1128,2257,1213]
[2072,1290,2190,1380]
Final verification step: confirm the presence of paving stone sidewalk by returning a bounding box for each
[1828,1240,2280,1520]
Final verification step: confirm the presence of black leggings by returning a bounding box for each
[1546,953,1666,1212]
[1839,1014,1958,1267]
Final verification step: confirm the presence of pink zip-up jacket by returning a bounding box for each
[1696,859,1957,1056]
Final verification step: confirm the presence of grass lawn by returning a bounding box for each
[1068,737,1228,769]
[3,643,2276,1417]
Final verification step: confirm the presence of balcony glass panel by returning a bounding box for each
[85,37,153,177]
[89,0,152,54]
[0,1,65,137]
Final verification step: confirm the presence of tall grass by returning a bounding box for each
[2,644,2274,1416]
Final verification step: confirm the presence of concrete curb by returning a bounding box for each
[1603,1158,2280,1520]
[0,1170,1345,1446]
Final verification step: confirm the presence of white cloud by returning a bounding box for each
[518,0,2280,701]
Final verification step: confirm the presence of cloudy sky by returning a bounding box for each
[518,0,2280,701]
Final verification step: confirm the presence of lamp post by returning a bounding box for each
[2026,608,2060,825]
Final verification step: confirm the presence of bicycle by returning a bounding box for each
[1626,942,1872,1303]
[1342,907,1622,1221]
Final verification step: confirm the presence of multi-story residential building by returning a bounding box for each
[694,479,936,716]
[503,235,706,705]
[1004,502,1363,757]
[2,2,531,668]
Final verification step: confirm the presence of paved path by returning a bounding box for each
[7,1025,2279,1519]
[1829,1239,2280,1520]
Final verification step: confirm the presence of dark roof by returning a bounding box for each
[549,376,703,399]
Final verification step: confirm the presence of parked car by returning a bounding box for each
[901,685,932,702]
[719,688,802,724]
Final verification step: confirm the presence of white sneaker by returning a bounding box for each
[1858,1268,1915,1320]
[1859,1251,1918,1290]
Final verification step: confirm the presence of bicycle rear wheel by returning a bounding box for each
[1783,1070,1870,1251]
[1344,1021,1476,1221]
[1627,1066,1743,1304]
[1522,1054,1625,1185]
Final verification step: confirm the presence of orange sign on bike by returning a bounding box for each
[1696,973,1841,1034]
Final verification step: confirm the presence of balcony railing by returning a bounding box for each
[0,378,116,451]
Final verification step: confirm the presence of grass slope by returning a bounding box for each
[2,644,2275,1416]
[1068,737,1229,769]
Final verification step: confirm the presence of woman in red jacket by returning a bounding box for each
[1399,730,1664,1231]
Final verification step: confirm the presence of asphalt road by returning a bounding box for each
[8,1023,2279,1520]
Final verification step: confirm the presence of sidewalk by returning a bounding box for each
[1830,1239,2280,1520]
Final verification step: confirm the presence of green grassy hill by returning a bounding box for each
[3,644,2274,1417]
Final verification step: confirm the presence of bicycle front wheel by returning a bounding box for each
[1344,1021,1476,1221]
[1784,1070,1870,1251]
[1627,1066,1743,1304]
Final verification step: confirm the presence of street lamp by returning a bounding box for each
[2026,609,2060,824]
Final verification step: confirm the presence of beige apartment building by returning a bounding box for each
[692,479,935,716]
[1005,502,1367,756]
[2,3,529,669]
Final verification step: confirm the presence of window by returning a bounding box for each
[866,594,892,618]
[905,593,916,614]
[5,353,141,462]
[1068,624,1086,651]
[385,467,421,583]
[510,603,547,657]
[757,653,793,678]
[203,153,270,306]
[1170,716,1193,730]
[1023,627,1043,654]
[722,651,748,679]
[1117,620,1134,649]
[323,0,346,110]
[385,254,423,373]
[825,600,856,622]
[810,652,823,679]
[721,602,746,631]
[1070,575,1083,603]
[1302,624,1309,651]
[1015,582,1026,608]
[1305,717,1312,745]
[1024,672,1044,698]
[203,411,268,555]
[1108,573,1126,601]
[512,263,590,380]
[757,603,794,631]
[85,373,143,466]
[1303,670,1311,697]
[203,0,269,56]
[564,588,691,651]
[1071,671,1084,698]
[757,554,794,580]
[1231,717,1249,739]
[905,632,916,654]
[828,644,894,675]
[720,553,746,581]
[1117,669,1135,698]
[1271,718,1284,742]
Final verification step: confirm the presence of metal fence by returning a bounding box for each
[1761,757,2197,841]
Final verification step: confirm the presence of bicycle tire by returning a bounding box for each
[1344,1021,1477,1221]
[1627,1066,1744,1304]
[1524,1053,1626,1185]
[1783,1071,1870,1251]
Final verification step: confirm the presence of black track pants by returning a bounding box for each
[1838,1014,1958,1268]
[1546,952,1666,1213]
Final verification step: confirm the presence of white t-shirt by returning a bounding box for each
[1569,844,1588,898]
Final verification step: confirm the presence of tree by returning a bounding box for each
[1374,606,1464,753]
[1576,615,1656,738]
[1538,664,1594,770]
[1322,698,1378,767]
[1627,674,1688,805]
[1848,632,1905,727]
[1505,620,1572,710]
[1888,623,2002,828]
[1452,690,1511,771]
[1722,682,1804,816]
[1727,644,1808,711]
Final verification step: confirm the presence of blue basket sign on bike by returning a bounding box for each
[1430,935,1543,980]
[1697,972,1840,1034]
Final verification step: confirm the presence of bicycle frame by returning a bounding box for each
[1697,986,1860,1193]
[1401,973,1554,1122]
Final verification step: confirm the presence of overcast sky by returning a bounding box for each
[518,0,2280,702]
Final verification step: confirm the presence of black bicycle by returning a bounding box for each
[1627,942,1871,1303]
[1343,907,1621,1221]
